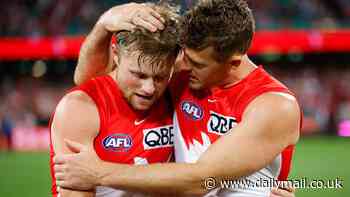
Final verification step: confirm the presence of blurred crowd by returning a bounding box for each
[1,0,350,36]
[250,0,350,29]
[273,67,350,135]
[0,72,72,150]
[0,76,69,129]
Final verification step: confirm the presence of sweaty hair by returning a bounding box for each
[114,2,181,72]
[180,0,255,62]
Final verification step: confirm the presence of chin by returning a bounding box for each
[133,105,150,111]
[132,102,153,111]
[189,82,204,90]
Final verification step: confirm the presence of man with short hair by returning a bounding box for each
[50,3,180,197]
[54,1,300,196]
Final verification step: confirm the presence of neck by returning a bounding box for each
[218,55,257,88]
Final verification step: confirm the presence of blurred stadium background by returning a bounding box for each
[0,0,350,196]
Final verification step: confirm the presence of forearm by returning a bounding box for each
[74,22,112,85]
[96,129,288,196]
[98,162,210,196]
[59,188,95,197]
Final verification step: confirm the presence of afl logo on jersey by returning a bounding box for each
[102,134,132,152]
[181,101,203,121]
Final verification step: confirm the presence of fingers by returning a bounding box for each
[56,180,73,190]
[54,163,64,173]
[131,8,165,32]
[282,184,296,193]
[271,187,294,197]
[55,172,65,181]
[64,139,86,153]
[149,9,165,23]
[123,23,137,32]
[53,155,66,165]
[270,193,281,197]
[132,16,158,32]
[146,7,165,29]
[56,180,65,188]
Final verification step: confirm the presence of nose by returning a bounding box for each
[141,78,155,96]
[176,52,191,72]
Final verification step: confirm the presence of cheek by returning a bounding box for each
[118,72,140,92]
[195,68,212,81]
[124,76,139,87]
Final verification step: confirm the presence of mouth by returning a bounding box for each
[189,76,199,82]
[135,93,154,101]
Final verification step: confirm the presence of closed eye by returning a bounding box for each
[184,54,206,69]
[130,71,147,79]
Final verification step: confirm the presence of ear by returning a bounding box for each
[230,59,242,67]
[111,43,119,67]
[174,50,185,72]
[111,43,118,54]
[228,55,242,68]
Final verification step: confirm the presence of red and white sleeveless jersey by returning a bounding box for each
[50,75,174,197]
[171,66,300,196]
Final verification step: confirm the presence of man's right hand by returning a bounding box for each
[74,3,167,85]
[97,3,165,33]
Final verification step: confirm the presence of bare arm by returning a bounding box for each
[51,91,100,196]
[74,23,112,85]
[55,92,300,196]
[74,3,165,85]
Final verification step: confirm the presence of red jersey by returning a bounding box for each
[50,75,174,197]
[171,66,301,196]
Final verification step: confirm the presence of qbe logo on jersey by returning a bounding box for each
[207,111,237,135]
[181,101,203,121]
[103,134,132,152]
[143,125,174,150]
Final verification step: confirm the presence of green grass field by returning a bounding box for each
[0,136,349,197]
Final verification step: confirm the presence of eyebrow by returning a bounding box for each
[129,67,168,78]
[183,50,207,66]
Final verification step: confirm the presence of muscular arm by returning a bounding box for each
[92,92,300,195]
[74,22,113,85]
[51,91,100,196]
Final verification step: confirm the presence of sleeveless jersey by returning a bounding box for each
[50,75,174,197]
[171,66,300,196]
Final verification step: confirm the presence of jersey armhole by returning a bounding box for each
[238,88,292,119]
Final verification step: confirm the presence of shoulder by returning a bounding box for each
[244,92,299,116]
[52,91,100,137]
[243,92,300,143]
[55,91,97,115]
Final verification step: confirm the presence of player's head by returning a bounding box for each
[180,0,255,90]
[112,3,180,111]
